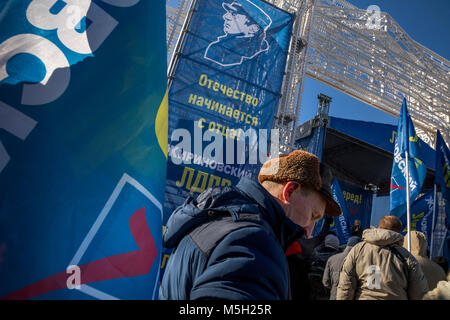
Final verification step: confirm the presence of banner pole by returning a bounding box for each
[430,184,437,257]
[405,150,411,252]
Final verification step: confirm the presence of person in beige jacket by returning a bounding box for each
[403,231,446,290]
[337,215,429,300]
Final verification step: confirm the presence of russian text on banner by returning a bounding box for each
[165,0,294,223]
[435,130,450,203]
[389,98,427,217]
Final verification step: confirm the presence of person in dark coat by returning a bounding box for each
[432,256,449,275]
[307,234,341,300]
[297,215,334,261]
[322,236,362,299]
[286,215,334,300]
[159,150,341,300]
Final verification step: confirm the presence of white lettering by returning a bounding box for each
[0,34,70,105]
[26,0,118,55]
[366,265,381,290]
[66,265,81,289]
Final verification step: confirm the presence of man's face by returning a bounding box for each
[223,9,253,35]
[282,183,327,238]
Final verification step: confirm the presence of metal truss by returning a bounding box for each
[309,0,449,148]
[166,0,450,150]
[166,0,191,66]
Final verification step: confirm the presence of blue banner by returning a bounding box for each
[330,178,352,245]
[339,180,373,230]
[165,0,294,222]
[399,189,436,250]
[0,1,167,300]
[314,178,352,246]
[390,98,427,217]
[435,130,450,203]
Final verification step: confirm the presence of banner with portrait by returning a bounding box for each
[165,0,294,222]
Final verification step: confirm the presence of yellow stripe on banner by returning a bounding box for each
[155,89,168,159]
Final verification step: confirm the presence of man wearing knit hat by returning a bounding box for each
[160,150,342,300]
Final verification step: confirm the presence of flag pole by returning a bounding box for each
[405,150,411,252]
[430,184,437,257]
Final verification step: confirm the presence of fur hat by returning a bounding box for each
[258,150,342,216]
[258,150,322,190]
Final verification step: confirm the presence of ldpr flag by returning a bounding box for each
[0,0,167,300]
[330,178,351,245]
[435,130,450,230]
[390,98,427,217]
[435,130,450,203]
[399,189,436,250]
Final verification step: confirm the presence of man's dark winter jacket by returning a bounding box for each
[307,243,340,300]
[159,178,305,300]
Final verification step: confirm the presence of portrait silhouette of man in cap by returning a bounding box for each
[204,0,272,67]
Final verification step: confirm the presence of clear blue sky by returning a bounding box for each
[299,0,450,126]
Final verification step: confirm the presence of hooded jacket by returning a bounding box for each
[322,236,361,300]
[404,231,446,290]
[159,178,305,300]
[337,228,429,300]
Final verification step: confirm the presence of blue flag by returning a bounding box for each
[435,130,450,203]
[330,178,352,245]
[390,98,427,217]
[314,178,351,246]
[399,189,436,250]
[0,1,167,300]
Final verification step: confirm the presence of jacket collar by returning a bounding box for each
[236,178,305,251]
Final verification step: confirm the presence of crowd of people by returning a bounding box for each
[159,149,450,300]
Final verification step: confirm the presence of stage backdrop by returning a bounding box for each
[314,179,372,246]
[0,0,167,300]
[165,0,294,223]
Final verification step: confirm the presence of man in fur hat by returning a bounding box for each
[159,150,341,300]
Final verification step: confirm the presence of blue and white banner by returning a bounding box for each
[0,0,167,300]
[165,0,294,221]
[314,178,352,246]
[399,189,436,250]
[390,98,427,217]
[435,130,450,203]
[329,178,352,245]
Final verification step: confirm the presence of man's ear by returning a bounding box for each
[282,181,299,204]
